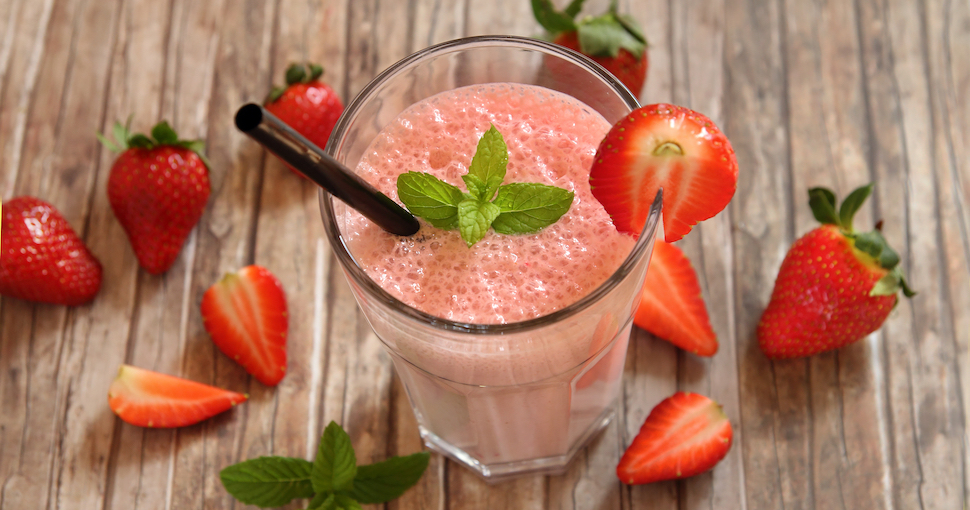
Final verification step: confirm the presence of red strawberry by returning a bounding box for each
[0,196,102,306]
[589,104,738,242]
[532,0,649,94]
[264,63,344,163]
[201,265,288,386]
[758,185,915,359]
[99,120,210,275]
[108,364,247,428]
[635,241,717,356]
[617,391,732,485]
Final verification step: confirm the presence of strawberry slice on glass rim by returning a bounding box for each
[589,103,738,242]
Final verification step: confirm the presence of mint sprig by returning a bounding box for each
[397,125,574,247]
[220,421,430,509]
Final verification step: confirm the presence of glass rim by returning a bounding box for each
[320,34,660,335]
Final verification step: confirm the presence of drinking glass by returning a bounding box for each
[321,35,662,481]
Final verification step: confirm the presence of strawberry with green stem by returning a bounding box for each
[757,184,916,359]
[532,0,649,94]
[264,62,344,168]
[99,120,210,275]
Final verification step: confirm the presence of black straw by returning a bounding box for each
[234,103,420,236]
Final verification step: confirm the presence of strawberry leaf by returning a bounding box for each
[151,121,179,146]
[838,183,873,231]
[127,133,155,149]
[531,0,579,34]
[808,187,839,226]
[854,230,899,269]
[308,64,324,81]
[577,13,646,57]
[286,63,308,85]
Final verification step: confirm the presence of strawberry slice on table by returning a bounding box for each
[0,196,103,306]
[589,104,738,242]
[201,265,288,386]
[635,241,717,356]
[758,184,915,359]
[617,391,732,485]
[108,364,248,428]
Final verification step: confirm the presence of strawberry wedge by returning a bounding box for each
[617,391,732,485]
[108,365,247,428]
[635,241,717,356]
[590,104,738,242]
[201,265,288,386]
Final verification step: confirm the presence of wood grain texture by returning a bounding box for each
[0,0,968,509]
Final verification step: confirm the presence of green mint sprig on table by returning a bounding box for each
[397,124,575,247]
[220,421,430,509]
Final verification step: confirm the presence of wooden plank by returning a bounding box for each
[162,1,273,508]
[924,0,970,502]
[93,0,176,508]
[782,0,897,509]
[721,0,794,508]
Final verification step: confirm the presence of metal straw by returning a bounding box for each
[234,103,420,236]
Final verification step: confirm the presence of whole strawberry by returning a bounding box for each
[99,120,210,275]
[264,63,344,161]
[758,185,915,359]
[0,196,103,305]
[532,0,649,94]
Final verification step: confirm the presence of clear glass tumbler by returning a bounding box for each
[321,35,662,481]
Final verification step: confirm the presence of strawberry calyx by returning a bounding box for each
[532,0,647,58]
[808,184,916,299]
[97,118,209,168]
[267,63,326,103]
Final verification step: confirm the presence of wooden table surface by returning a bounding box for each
[2,0,968,508]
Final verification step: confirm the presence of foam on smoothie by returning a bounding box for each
[342,83,635,324]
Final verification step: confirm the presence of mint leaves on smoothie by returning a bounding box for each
[397,124,575,246]
[220,421,429,508]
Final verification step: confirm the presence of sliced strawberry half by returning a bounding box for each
[201,265,288,386]
[635,241,717,356]
[590,104,738,242]
[617,391,732,485]
[108,365,247,428]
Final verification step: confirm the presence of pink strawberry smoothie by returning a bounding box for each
[337,83,640,467]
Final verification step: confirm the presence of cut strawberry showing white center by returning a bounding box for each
[590,103,738,242]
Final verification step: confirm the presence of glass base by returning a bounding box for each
[418,406,616,483]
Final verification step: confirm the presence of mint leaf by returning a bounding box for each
[346,452,430,504]
[465,124,507,202]
[333,494,362,510]
[492,183,574,235]
[307,492,334,509]
[219,456,315,507]
[312,421,357,494]
[458,199,501,247]
[398,172,463,229]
